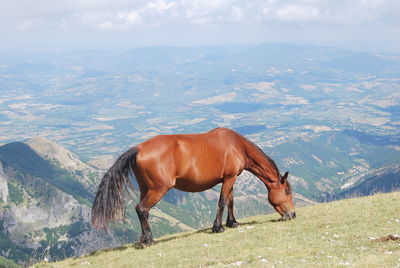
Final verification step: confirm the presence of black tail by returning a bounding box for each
[91,147,138,230]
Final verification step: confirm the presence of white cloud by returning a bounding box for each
[119,11,142,25]
[1,0,398,30]
[147,0,176,13]
[0,0,399,51]
[276,4,320,23]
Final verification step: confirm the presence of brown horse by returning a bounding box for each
[92,127,295,245]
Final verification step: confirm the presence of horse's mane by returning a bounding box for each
[237,133,280,177]
[284,179,292,195]
[236,132,292,194]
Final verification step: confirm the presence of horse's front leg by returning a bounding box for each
[212,176,236,233]
[212,191,226,233]
[226,189,239,228]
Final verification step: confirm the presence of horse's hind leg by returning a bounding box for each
[226,189,239,228]
[212,176,236,233]
[135,189,167,246]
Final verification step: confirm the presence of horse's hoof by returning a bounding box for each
[227,221,240,228]
[139,237,157,248]
[134,242,145,249]
[212,226,225,233]
[141,241,157,248]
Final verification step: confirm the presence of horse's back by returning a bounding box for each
[137,127,240,153]
[134,128,247,192]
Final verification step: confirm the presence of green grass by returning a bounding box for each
[0,256,19,268]
[7,183,24,205]
[33,192,400,268]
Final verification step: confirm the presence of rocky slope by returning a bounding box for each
[25,137,102,194]
[0,140,117,264]
[338,161,400,198]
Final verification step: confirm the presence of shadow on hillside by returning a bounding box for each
[154,217,284,245]
[239,217,286,225]
[89,217,285,254]
[88,244,133,256]
[155,227,213,244]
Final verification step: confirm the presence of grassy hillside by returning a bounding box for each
[33,192,400,268]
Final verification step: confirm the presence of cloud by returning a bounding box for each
[276,4,320,23]
[1,0,398,31]
[0,0,399,51]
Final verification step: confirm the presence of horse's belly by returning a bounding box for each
[174,177,222,192]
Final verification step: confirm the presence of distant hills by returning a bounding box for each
[1,44,399,158]
[1,44,399,198]
[337,162,400,199]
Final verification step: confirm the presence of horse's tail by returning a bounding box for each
[91,147,138,230]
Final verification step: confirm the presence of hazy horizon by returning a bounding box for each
[1,0,399,53]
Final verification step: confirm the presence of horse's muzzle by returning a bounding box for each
[282,211,296,221]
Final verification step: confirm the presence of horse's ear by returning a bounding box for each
[281,172,289,184]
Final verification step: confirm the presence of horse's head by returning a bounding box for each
[268,171,296,220]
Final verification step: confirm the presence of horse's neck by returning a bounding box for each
[243,141,278,184]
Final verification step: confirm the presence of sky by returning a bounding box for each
[0,0,399,52]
